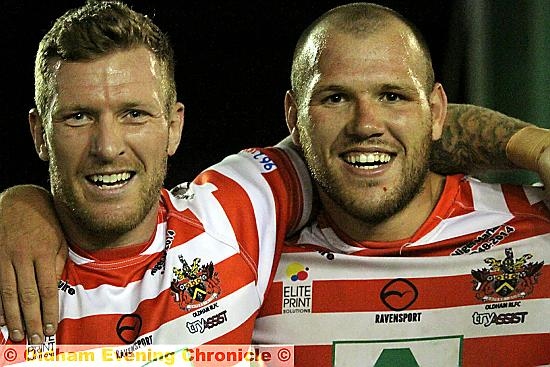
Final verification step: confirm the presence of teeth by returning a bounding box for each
[346,152,391,166]
[89,172,131,184]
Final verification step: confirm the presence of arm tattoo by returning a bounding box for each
[430,103,529,174]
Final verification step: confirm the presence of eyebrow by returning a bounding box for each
[377,83,418,94]
[311,82,419,96]
[311,84,348,95]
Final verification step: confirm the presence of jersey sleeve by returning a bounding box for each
[186,139,313,303]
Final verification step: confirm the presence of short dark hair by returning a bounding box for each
[35,0,176,119]
[291,2,434,105]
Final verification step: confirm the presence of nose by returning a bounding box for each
[346,97,385,138]
[90,115,125,161]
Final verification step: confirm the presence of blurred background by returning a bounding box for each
[0,0,548,191]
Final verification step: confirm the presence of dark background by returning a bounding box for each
[0,0,475,191]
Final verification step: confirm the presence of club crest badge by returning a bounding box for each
[171,256,221,310]
[471,248,543,302]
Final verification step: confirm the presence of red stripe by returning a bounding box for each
[58,253,258,344]
[194,169,261,278]
[64,251,164,290]
[260,265,550,315]
[463,333,549,367]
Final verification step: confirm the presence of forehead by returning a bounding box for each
[52,47,162,105]
[315,23,427,84]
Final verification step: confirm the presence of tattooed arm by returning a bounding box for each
[431,103,531,174]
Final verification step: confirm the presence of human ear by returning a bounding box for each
[284,90,300,145]
[429,83,447,141]
[28,108,49,161]
[167,102,184,156]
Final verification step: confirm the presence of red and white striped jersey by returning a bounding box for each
[0,143,312,354]
[254,175,550,367]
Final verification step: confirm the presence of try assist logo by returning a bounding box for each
[171,256,221,311]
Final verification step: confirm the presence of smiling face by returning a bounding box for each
[30,47,183,249]
[287,20,447,239]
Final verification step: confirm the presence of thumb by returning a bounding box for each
[537,146,550,200]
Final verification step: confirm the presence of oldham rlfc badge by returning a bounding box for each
[472,248,544,302]
[171,256,221,310]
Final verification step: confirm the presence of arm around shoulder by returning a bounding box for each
[0,184,67,343]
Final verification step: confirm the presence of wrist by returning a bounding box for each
[506,126,550,171]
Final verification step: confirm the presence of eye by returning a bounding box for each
[128,110,144,118]
[380,92,403,102]
[322,93,348,104]
[64,112,92,126]
[124,109,150,123]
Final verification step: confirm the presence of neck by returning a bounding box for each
[323,173,445,242]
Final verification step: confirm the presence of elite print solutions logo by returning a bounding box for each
[170,256,221,311]
[282,262,312,314]
[471,248,544,302]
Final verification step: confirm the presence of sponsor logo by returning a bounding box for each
[192,302,219,318]
[58,279,76,296]
[451,225,515,255]
[282,262,312,314]
[115,335,153,358]
[186,310,228,334]
[151,229,176,276]
[242,148,277,172]
[374,312,422,324]
[171,256,221,311]
[25,335,56,361]
[286,262,309,282]
[472,311,528,327]
[116,314,143,344]
[471,248,544,302]
[376,279,422,324]
[484,301,521,310]
[380,278,419,311]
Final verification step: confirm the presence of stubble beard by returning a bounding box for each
[49,156,167,246]
[303,130,433,226]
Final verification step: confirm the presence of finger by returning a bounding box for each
[537,146,550,199]
[0,260,26,342]
[0,293,5,326]
[55,243,69,280]
[34,254,59,337]
[13,253,45,344]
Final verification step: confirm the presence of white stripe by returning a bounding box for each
[68,222,168,264]
[154,281,260,345]
[141,222,168,255]
[209,152,278,304]
[253,298,548,345]
[9,284,261,366]
[0,325,8,343]
[409,210,515,247]
[523,185,548,207]
[61,232,239,319]
[470,180,510,214]
[170,182,240,253]
[275,234,550,281]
